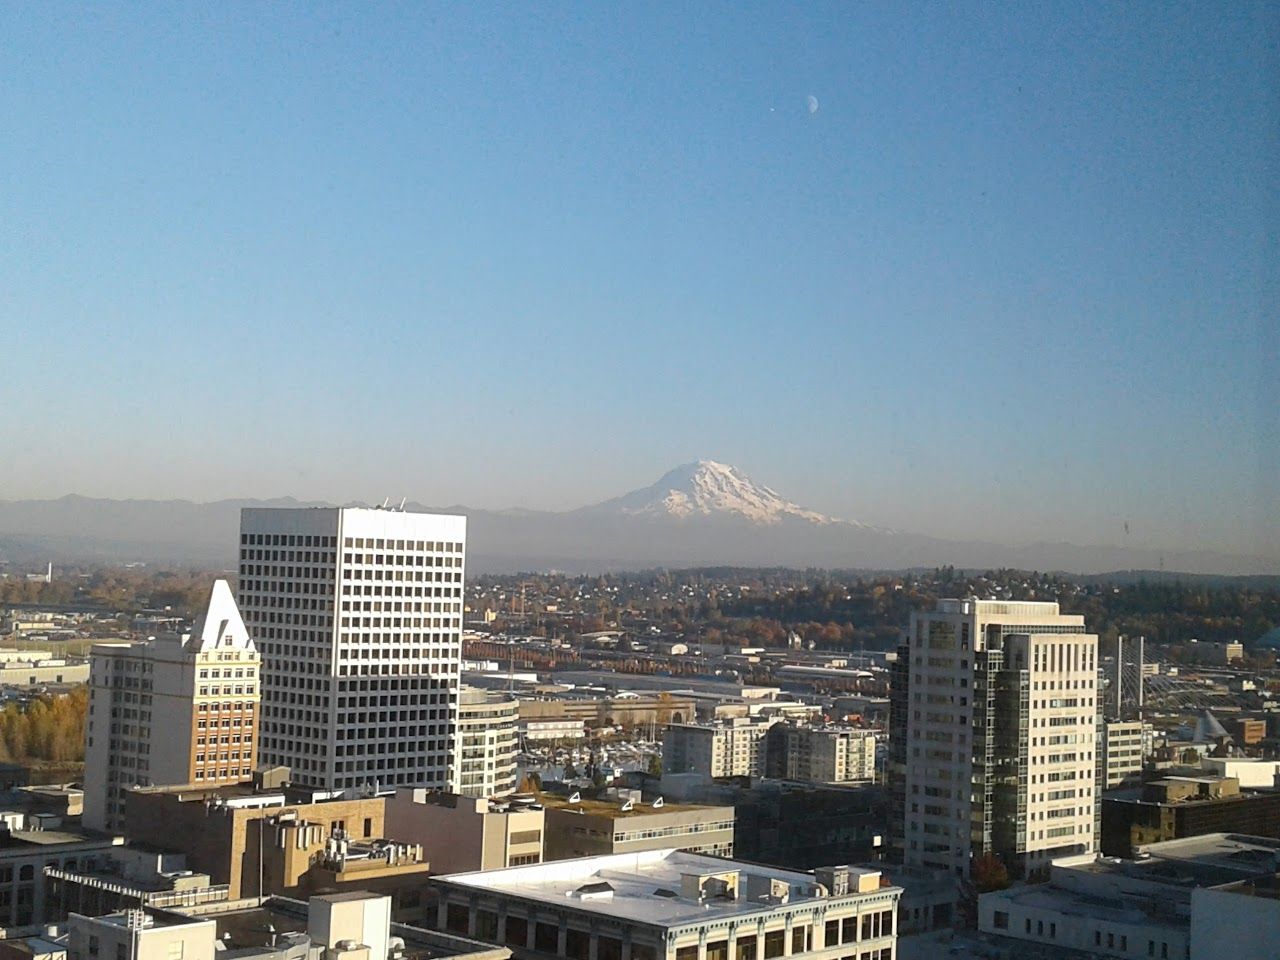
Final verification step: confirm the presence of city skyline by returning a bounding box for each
[1,4,1275,563]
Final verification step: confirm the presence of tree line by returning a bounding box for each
[0,688,88,764]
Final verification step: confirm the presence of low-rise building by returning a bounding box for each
[873,863,958,936]
[1101,775,1280,857]
[45,846,230,918]
[658,775,888,871]
[516,718,585,743]
[1189,875,1280,960]
[517,696,696,731]
[52,892,508,960]
[1187,641,1244,665]
[66,907,217,960]
[0,827,124,934]
[978,833,1280,959]
[124,778,429,919]
[384,789,544,874]
[0,655,88,688]
[1199,757,1280,788]
[434,850,902,960]
[539,793,734,860]
[1229,717,1268,746]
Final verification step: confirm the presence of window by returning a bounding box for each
[791,926,808,954]
[445,904,468,934]
[534,923,558,953]
[504,916,527,947]
[993,911,1008,930]
[675,948,699,960]
[763,930,786,959]
[475,910,498,941]
[706,940,728,960]
[566,929,590,960]
[736,935,757,960]
[826,919,840,945]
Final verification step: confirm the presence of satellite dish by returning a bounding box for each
[652,796,664,808]
[620,798,634,812]
[568,792,581,804]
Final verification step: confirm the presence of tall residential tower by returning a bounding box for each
[83,579,260,832]
[895,599,1100,878]
[237,507,465,791]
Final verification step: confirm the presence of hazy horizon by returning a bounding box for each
[1,5,1275,564]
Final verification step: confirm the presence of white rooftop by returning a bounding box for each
[437,849,895,928]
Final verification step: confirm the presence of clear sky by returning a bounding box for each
[1,3,1276,562]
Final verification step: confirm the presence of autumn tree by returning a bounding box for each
[973,853,1010,893]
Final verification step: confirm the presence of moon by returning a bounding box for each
[806,94,819,115]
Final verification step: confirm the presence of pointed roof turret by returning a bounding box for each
[1193,709,1231,743]
[184,579,255,653]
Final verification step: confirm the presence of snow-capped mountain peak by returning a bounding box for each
[589,460,843,525]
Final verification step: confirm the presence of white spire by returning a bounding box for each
[185,579,255,653]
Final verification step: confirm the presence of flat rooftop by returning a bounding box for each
[193,897,501,960]
[1136,833,1280,874]
[989,883,1156,926]
[0,829,105,849]
[537,794,726,819]
[92,910,208,930]
[1063,834,1280,889]
[438,849,896,929]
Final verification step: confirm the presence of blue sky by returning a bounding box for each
[1,3,1275,560]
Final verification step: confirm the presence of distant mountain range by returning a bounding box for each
[0,460,1273,576]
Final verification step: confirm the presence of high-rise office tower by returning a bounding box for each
[894,599,1100,879]
[83,580,260,832]
[237,507,466,791]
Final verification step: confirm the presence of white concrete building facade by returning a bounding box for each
[434,850,901,960]
[901,599,1100,878]
[238,507,466,791]
[979,833,1280,960]
[457,688,519,798]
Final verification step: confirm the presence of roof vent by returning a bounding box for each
[572,881,615,901]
